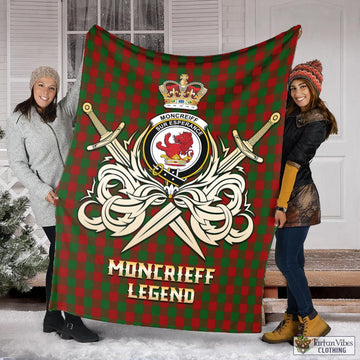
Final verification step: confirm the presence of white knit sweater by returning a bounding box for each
[6,70,82,227]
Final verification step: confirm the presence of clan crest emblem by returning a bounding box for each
[142,74,210,187]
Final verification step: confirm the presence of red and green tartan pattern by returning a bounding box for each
[50,25,300,333]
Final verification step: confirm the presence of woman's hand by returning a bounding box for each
[275,209,287,228]
[298,27,303,39]
[46,190,58,205]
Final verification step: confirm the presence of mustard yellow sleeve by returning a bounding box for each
[277,161,300,209]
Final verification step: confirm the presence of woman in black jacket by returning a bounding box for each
[262,60,338,344]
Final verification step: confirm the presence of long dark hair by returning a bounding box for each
[286,78,338,139]
[14,89,57,123]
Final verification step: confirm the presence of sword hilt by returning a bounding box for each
[247,112,280,146]
[83,102,107,136]
[232,131,264,163]
[231,112,281,164]
[83,102,125,151]
[87,124,125,151]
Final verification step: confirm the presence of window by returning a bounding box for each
[64,0,165,90]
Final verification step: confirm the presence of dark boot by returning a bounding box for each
[43,310,64,333]
[61,314,99,343]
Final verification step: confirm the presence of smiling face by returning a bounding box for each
[289,79,312,110]
[33,77,57,111]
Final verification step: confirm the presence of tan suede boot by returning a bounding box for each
[298,313,331,338]
[262,313,300,344]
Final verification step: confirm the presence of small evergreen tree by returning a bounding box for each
[0,127,48,296]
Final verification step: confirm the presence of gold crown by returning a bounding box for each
[159,74,208,110]
[160,153,192,167]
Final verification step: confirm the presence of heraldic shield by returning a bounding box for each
[50,25,300,333]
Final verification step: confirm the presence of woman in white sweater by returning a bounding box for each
[7,65,99,343]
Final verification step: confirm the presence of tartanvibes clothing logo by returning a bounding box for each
[294,336,355,355]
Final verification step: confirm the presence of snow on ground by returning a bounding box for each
[0,310,359,360]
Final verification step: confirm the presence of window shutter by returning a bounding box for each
[8,0,61,113]
[169,0,222,56]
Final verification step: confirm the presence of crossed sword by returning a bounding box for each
[83,102,280,259]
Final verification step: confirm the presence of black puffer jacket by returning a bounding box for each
[280,108,330,188]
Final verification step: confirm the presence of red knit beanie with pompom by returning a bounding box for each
[288,59,323,94]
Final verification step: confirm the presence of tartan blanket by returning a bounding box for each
[50,25,300,333]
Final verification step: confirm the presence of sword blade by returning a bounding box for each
[218,148,245,173]
[169,217,205,260]
[106,140,130,167]
[121,203,181,253]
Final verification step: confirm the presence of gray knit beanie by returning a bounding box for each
[29,66,60,91]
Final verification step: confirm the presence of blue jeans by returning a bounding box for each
[275,226,315,318]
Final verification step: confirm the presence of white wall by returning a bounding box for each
[0,0,7,156]
[222,0,246,52]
